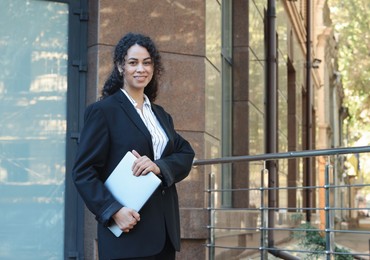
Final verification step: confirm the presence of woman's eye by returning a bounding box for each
[144,61,152,65]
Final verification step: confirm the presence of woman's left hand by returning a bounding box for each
[131,150,161,176]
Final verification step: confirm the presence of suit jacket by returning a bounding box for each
[72,90,195,260]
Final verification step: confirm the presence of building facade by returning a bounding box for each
[0,0,345,259]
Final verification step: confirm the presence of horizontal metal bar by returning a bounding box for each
[206,183,370,193]
[207,226,259,231]
[206,185,324,192]
[207,206,318,211]
[261,206,368,211]
[206,207,259,211]
[193,145,370,165]
[205,244,370,258]
[205,244,260,250]
[207,225,370,236]
[207,206,369,212]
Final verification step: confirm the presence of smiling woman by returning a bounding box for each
[72,33,195,260]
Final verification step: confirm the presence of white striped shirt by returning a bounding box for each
[121,89,168,160]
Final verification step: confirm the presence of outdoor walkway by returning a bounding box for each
[244,218,370,260]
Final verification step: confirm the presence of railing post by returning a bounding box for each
[325,157,334,260]
[260,162,269,259]
[207,172,215,260]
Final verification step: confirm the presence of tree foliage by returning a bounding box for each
[328,0,370,144]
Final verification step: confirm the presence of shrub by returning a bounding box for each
[292,223,353,260]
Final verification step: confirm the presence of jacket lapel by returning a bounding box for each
[113,91,152,145]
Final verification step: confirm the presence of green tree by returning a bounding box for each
[329,0,370,145]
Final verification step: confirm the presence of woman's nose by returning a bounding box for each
[136,63,144,71]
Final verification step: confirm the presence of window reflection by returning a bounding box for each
[0,0,68,259]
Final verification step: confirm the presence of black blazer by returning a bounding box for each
[72,90,195,259]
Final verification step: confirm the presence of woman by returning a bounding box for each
[72,33,195,260]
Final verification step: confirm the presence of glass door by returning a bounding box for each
[0,1,69,258]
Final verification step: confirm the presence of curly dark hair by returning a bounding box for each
[101,33,164,101]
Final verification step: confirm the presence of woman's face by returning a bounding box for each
[121,44,154,92]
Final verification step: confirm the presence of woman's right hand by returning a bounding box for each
[112,207,140,233]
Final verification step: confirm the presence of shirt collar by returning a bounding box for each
[143,95,151,107]
[121,88,151,108]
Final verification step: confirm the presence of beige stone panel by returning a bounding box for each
[156,52,205,132]
[233,46,249,101]
[232,101,249,155]
[178,238,207,260]
[84,208,97,260]
[86,45,100,105]
[232,161,251,208]
[176,131,205,208]
[86,44,115,104]
[87,0,99,47]
[96,0,205,56]
[180,131,203,165]
[233,0,248,47]
[180,208,208,239]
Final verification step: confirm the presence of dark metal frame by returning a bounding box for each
[265,0,278,254]
[23,0,88,258]
[47,0,88,259]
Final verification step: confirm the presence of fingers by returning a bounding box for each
[132,153,158,176]
[122,214,140,233]
[131,149,141,158]
[131,150,144,176]
[113,207,140,233]
[132,211,141,222]
[126,209,140,224]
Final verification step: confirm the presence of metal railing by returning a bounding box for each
[193,146,370,260]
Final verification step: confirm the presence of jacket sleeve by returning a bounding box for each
[72,104,122,226]
[154,113,195,187]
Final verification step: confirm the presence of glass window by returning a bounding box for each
[221,0,232,207]
[0,0,68,259]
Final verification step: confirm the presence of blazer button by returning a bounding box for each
[162,190,165,195]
